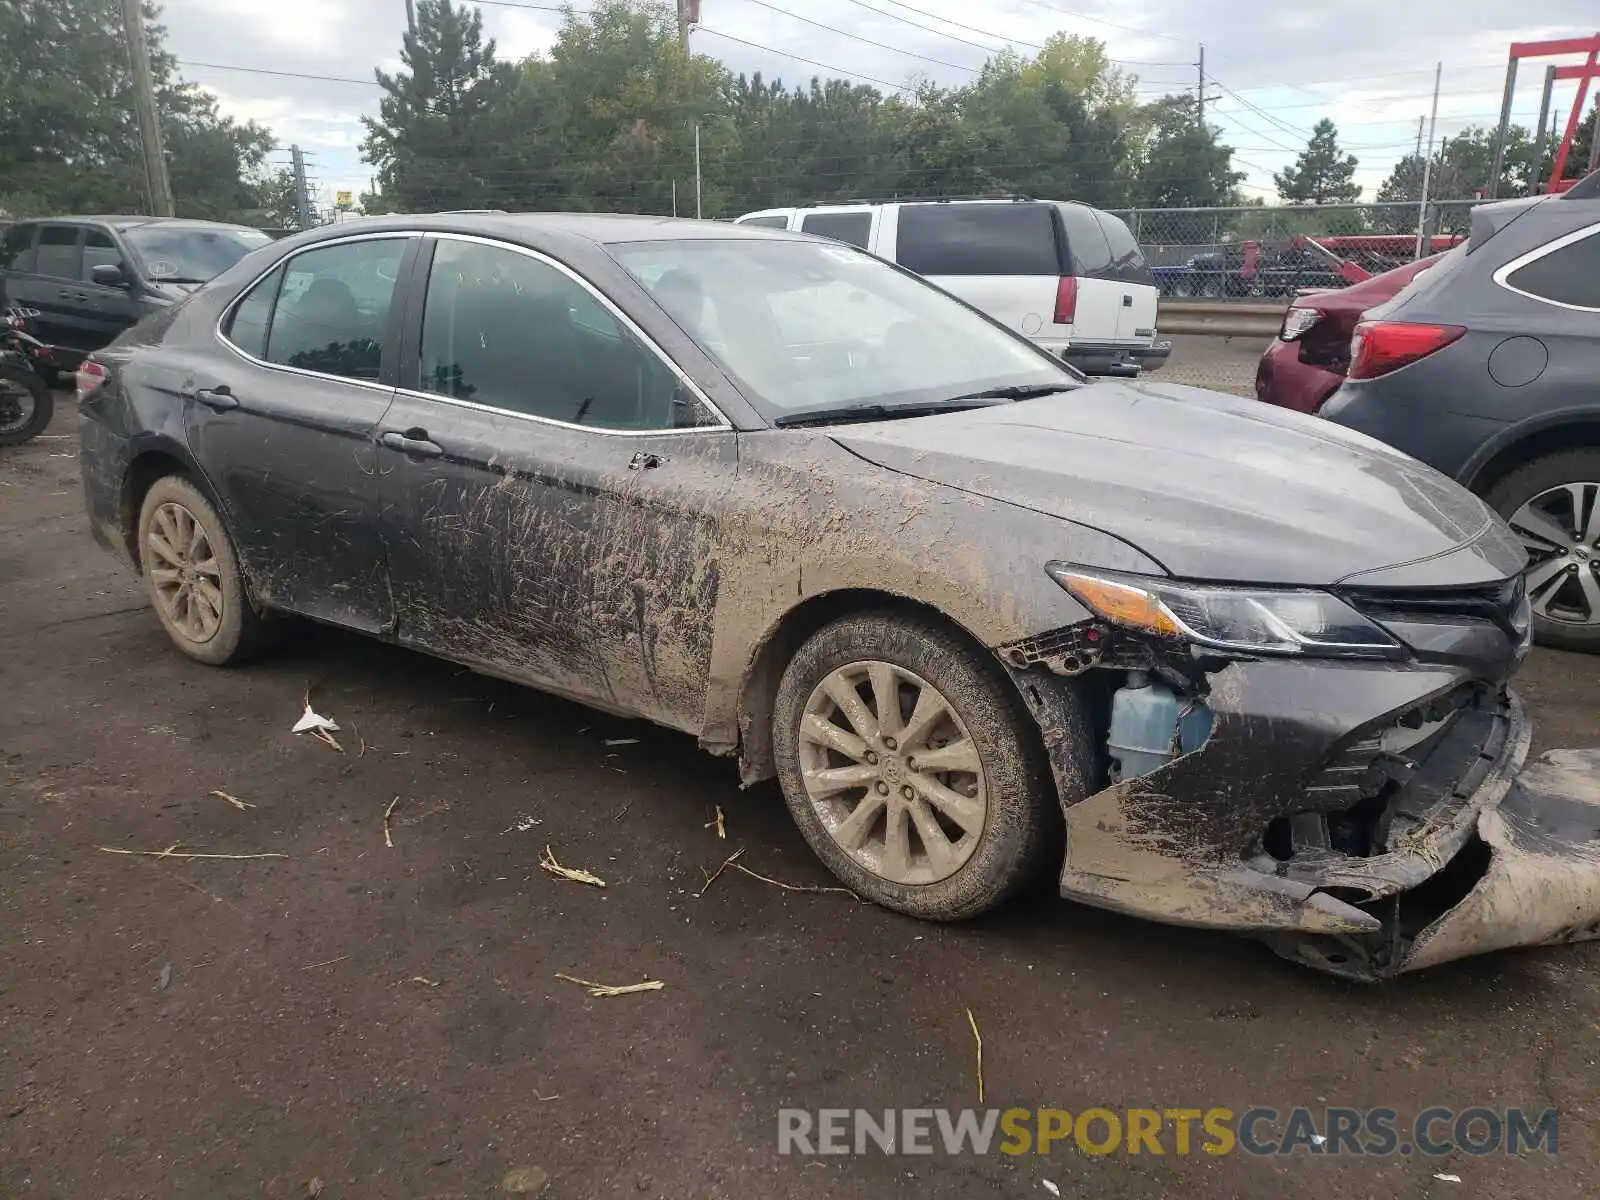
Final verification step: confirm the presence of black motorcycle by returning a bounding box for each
[0,310,54,446]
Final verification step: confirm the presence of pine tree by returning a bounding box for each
[1273,118,1361,204]
[360,0,516,211]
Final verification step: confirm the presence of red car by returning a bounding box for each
[1254,253,1446,414]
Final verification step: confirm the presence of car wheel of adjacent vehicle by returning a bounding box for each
[0,368,52,445]
[772,611,1065,920]
[137,475,266,665]
[1486,450,1600,653]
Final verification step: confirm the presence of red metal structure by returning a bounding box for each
[1489,34,1600,197]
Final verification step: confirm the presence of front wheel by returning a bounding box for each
[1486,450,1600,653]
[772,611,1070,920]
[0,367,52,445]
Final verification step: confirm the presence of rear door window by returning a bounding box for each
[800,212,871,248]
[895,203,1060,276]
[2,224,37,274]
[1501,225,1600,311]
[739,215,791,229]
[263,238,408,381]
[34,225,82,280]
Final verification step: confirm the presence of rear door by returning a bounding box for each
[1093,211,1159,344]
[12,224,88,352]
[798,208,877,250]
[885,203,1064,340]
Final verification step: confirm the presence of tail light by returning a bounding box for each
[76,359,108,402]
[1280,306,1323,341]
[1053,276,1077,325]
[1347,320,1465,380]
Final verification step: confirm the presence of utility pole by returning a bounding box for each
[677,0,699,51]
[405,0,416,33]
[1413,116,1425,163]
[1196,44,1205,129]
[291,145,313,230]
[1416,62,1442,260]
[121,0,174,217]
[694,121,702,219]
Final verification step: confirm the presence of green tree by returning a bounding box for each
[0,0,274,219]
[360,0,517,211]
[1273,118,1361,204]
[1131,94,1245,217]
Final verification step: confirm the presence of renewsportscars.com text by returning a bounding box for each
[777,1107,1559,1158]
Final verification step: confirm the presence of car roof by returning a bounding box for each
[288,211,814,249]
[12,215,264,232]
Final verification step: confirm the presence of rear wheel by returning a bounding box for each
[137,475,268,665]
[0,368,52,445]
[772,611,1070,920]
[1486,450,1600,653]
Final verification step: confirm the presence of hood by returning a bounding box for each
[831,380,1526,587]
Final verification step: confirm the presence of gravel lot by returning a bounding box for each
[3,395,1598,1200]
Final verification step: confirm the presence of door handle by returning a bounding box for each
[628,451,663,471]
[182,383,238,411]
[380,429,443,458]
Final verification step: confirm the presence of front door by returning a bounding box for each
[78,227,146,348]
[184,235,414,632]
[378,235,736,730]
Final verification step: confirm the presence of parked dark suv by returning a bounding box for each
[0,216,273,378]
[1319,190,1600,652]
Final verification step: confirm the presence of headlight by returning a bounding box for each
[1046,565,1403,659]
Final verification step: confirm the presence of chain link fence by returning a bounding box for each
[1112,201,1484,304]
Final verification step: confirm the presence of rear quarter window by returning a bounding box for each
[895,203,1061,276]
[2,224,37,274]
[800,212,871,248]
[738,215,791,229]
[1054,205,1112,275]
[1501,225,1600,310]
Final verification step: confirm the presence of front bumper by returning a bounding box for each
[1011,641,1600,980]
[1051,339,1172,377]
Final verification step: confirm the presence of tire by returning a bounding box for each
[137,474,268,665]
[0,368,52,445]
[772,610,1068,921]
[1484,449,1600,654]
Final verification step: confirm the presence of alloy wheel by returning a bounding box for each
[1510,481,1600,627]
[797,660,988,885]
[145,501,225,643]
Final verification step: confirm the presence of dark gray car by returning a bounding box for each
[75,213,1600,980]
[0,216,273,378]
[1320,191,1600,652]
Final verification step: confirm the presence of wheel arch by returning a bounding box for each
[731,587,1004,785]
[120,435,225,569]
[1460,410,1600,496]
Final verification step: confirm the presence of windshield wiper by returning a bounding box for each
[946,383,1077,402]
[773,399,1002,428]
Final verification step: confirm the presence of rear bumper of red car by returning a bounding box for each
[1254,339,1343,414]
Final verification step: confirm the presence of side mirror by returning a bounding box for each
[91,263,129,288]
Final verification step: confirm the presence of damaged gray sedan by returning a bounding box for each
[77,213,1600,980]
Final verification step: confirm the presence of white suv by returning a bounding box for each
[733,197,1169,377]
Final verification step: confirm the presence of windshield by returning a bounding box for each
[123,225,274,284]
[607,238,1078,422]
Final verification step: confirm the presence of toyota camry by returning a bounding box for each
[77,213,1600,980]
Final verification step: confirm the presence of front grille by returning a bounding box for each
[1345,576,1527,639]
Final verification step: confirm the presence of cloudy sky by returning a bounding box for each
[158,0,1599,211]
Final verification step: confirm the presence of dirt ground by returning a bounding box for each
[3,399,1599,1200]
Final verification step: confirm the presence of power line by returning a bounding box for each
[730,0,981,73]
[833,0,1023,55]
[695,25,916,92]
[179,59,379,86]
[1010,0,1196,47]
